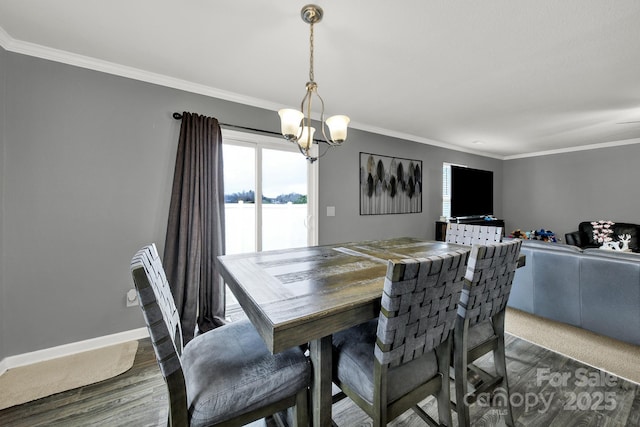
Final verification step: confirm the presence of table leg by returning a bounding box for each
[309,335,332,427]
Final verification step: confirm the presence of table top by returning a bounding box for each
[216,237,471,353]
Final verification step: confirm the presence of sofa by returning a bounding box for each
[507,239,640,345]
[565,221,640,252]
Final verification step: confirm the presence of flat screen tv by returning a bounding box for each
[450,165,493,219]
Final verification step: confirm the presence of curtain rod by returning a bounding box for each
[173,112,283,139]
[172,112,322,143]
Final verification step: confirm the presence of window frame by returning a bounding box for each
[222,129,319,250]
[442,162,466,219]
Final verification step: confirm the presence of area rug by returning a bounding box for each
[505,307,640,384]
[0,341,139,410]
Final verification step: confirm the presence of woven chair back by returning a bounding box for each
[445,223,503,246]
[374,249,470,368]
[457,240,522,327]
[131,244,184,379]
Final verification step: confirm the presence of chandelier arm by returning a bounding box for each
[296,141,312,159]
[294,137,319,163]
[300,84,314,148]
[315,141,332,159]
[300,143,331,164]
[304,88,314,129]
[290,134,341,163]
[313,89,330,144]
[316,93,339,146]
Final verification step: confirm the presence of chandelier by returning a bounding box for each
[278,4,350,163]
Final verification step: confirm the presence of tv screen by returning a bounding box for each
[450,166,493,218]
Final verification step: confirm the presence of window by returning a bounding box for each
[222,129,318,255]
[222,143,257,254]
[442,162,465,218]
[262,148,310,251]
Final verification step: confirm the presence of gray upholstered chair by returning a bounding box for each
[452,239,522,427]
[332,249,470,426]
[445,223,503,246]
[130,244,310,427]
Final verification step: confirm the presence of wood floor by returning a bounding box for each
[1,333,638,426]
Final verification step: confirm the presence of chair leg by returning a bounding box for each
[292,388,309,427]
[492,311,515,427]
[371,403,385,427]
[435,336,453,426]
[372,361,389,427]
[454,317,471,427]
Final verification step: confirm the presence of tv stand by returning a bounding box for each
[453,216,492,223]
[435,218,505,241]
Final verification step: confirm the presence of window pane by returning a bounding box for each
[262,148,308,251]
[223,144,256,254]
[442,163,451,217]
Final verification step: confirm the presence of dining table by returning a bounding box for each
[216,237,523,427]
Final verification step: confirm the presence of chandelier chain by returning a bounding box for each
[309,22,315,82]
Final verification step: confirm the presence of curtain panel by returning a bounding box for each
[164,111,226,343]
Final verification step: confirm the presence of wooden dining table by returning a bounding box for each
[216,237,486,427]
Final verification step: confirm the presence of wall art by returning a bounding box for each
[359,152,422,215]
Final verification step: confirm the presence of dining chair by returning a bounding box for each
[445,223,503,246]
[331,249,470,426]
[130,244,310,427]
[452,239,522,427]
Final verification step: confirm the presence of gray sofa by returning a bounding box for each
[507,239,640,345]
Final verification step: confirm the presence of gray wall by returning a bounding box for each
[0,45,6,360]
[0,51,290,356]
[3,52,175,356]
[0,49,503,358]
[317,131,503,245]
[503,144,640,240]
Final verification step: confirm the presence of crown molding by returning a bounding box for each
[0,25,498,159]
[351,122,505,160]
[2,25,636,162]
[0,25,283,113]
[503,137,640,160]
[0,25,12,47]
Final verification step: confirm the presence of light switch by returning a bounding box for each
[326,206,336,217]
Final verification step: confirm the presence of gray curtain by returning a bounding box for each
[164,111,226,344]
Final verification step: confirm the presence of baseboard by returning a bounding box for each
[0,327,149,376]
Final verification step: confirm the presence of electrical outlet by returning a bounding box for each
[126,288,139,307]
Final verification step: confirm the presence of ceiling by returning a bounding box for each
[1,0,639,159]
